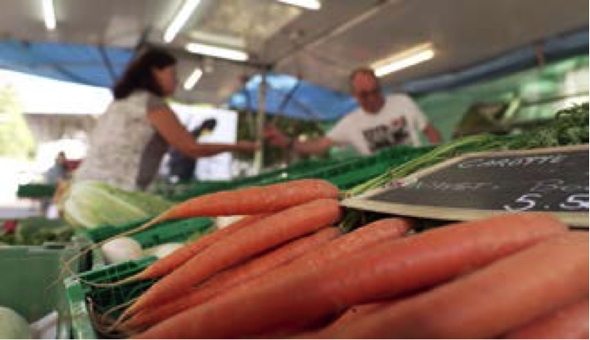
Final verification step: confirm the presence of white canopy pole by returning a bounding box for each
[253,72,267,174]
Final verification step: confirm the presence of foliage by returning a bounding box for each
[0,86,36,159]
[0,217,74,246]
[347,102,589,197]
[236,111,332,167]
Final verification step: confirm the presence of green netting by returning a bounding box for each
[416,54,589,141]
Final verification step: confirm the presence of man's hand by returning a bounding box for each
[264,124,291,148]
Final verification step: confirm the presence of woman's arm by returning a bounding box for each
[148,106,256,158]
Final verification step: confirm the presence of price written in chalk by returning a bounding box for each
[504,178,589,212]
[342,146,589,227]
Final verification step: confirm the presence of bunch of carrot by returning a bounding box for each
[89,179,587,339]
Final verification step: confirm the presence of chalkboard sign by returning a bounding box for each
[342,145,589,227]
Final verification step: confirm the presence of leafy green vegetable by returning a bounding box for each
[0,306,31,339]
[62,181,173,229]
[0,217,74,246]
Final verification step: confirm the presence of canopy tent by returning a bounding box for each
[401,28,589,95]
[0,40,133,88]
[227,73,357,121]
[0,26,586,109]
[226,27,588,122]
[0,0,586,106]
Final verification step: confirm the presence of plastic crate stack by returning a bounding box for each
[166,157,342,202]
[0,243,85,339]
[17,183,57,199]
[168,145,435,201]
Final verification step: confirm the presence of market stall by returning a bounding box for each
[0,0,587,339]
[66,103,588,339]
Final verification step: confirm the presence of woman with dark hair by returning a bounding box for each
[72,48,257,191]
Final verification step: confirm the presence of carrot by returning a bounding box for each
[134,212,566,339]
[215,216,414,312]
[129,214,268,282]
[131,217,411,336]
[283,301,396,339]
[220,217,414,338]
[199,226,342,291]
[124,198,342,318]
[131,218,411,336]
[64,179,339,277]
[121,227,341,331]
[137,179,339,232]
[333,232,589,339]
[96,214,270,289]
[502,299,589,339]
[293,288,433,339]
[204,217,412,289]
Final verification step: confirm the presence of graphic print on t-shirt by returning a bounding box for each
[362,117,410,152]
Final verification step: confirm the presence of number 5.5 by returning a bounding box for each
[559,194,589,210]
[504,193,542,211]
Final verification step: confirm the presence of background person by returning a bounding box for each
[265,67,441,156]
[167,118,218,182]
[72,48,257,191]
[44,151,68,185]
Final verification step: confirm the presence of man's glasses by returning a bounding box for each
[354,88,381,99]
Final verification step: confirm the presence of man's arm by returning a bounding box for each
[292,137,335,155]
[423,122,442,144]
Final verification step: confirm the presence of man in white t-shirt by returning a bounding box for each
[265,67,441,155]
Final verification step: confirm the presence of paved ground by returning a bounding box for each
[0,199,42,219]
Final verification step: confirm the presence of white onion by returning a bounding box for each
[215,215,246,229]
[143,243,184,259]
[100,237,143,264]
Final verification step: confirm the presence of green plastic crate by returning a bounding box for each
[166,157,345,201]
[76,216,214,271]
[0,244,84,338]
[254,145,437,190]
[166,145,435,202]
[17,183,57,198]
[65,258,156,339]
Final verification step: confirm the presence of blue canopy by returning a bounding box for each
[0,40,133,88]
[228,73,357,121]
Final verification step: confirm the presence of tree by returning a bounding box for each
[0,86,36,159]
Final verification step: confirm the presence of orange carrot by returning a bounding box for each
[127,214,268,282]
[276,300,396,339]
[333,232,589,339]
[199,226,342,291]
[134,212,567,339]
[205,217,413,289]
[67,179,338,282]
[130,217,411,336]
[502,299,589,339]
[305,300,398,338]
[138,179,339,231]
[124,198,342,317]
[292,288,432,339]
[212,216,414,316]
[121,227,342,331]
